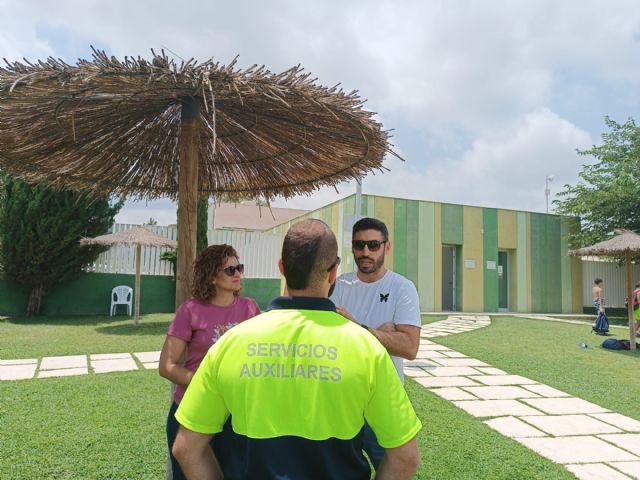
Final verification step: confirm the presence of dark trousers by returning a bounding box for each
[363,422,384,469]
[167,401,216,480]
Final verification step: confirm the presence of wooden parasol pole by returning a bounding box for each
[134,243,141,327]
[626,251,637,351]
[175,97,201,309]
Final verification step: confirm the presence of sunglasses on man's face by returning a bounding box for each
[352,240,387,252]
[223,264,245,277]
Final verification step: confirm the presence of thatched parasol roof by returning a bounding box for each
[80,226,177,248]
[569,229,640,257]
[0,48,396,200]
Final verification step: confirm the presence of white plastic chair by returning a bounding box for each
[110,285,133,316]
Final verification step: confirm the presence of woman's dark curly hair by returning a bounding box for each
[192,244,240,302]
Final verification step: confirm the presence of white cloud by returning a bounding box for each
[360,109,593,213]
[1,0,638,223]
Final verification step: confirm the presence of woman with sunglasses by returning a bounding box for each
[159,244,260,480]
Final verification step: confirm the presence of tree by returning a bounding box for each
[197,199,209,254]
[555,116,640,247]
[146,217,158,226]
[161,199,209,279]
[0,175,122,314]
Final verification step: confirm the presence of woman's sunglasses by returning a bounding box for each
[352,240,387,252]
[223,264,245,276]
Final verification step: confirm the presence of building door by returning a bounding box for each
[442,245,457,311]
[498,250,509,311]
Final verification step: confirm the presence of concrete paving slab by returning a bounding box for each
[134,351,161,363]
[0,358,38,365]
[520,415,622,436]
[142,362,159,370]
[40,355,87,370]
[609,461,640,479]
[417,344,450,350]
[462,386,540,400]
[474,367,507,375]
[452,399,543,417]
[415,350,447,358]
[521,384,571,398]
[514,436,638,463]
[566,463,633,480]
[0,364,36,380]
[90,353,132,360]
[430,387,477,401]
[522,398,609,415]
[592,414,640,433]
[484,416,547,438]
[414,376,481,388]
[468,375,538,386]
[439,351,468,358]
[430,366,482,377]
[404,360,438,368]
[91,358,138,373]
[38,367,88,378]
[435,358,490,367]
[599,434,640,454]
[404,368,432,377]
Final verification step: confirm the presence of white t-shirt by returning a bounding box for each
[330,270,421,381]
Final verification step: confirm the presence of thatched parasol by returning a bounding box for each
[0,48,396,307]
[81,226,177,326]
[570,229,640,350]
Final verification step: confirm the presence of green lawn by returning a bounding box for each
[1,313,639,479]
[0,314,170,358]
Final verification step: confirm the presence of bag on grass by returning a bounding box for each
[601,338,630,350]
[592,311,609,334]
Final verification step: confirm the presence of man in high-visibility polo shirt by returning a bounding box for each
[172,218,421,480]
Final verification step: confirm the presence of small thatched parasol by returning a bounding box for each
[570,229,640,350]
[0,48,396,307]
[81,226,177,326]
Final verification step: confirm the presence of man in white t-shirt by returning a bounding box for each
[331,217,421,469]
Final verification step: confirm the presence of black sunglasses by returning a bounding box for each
[352,240,387,252]
[223,264,245,276]
[327,256,341,272]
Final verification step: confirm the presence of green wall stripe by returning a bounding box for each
[516,212,528,312]
[483,208,498,312]
[323,206,332,225]
[560,219,573,313]
[547,217,562,312]
[405,200,419,286]
[418,202,435,311]
[393,199,408,276]
[367,196,375,217]
[531,214,541,311]
[441,204,463,245]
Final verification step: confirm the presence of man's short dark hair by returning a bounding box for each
[594,278,603,285]
[282,219,338,290]
[352,217,388,242]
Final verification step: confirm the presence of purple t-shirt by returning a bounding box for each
[168,296,260,404]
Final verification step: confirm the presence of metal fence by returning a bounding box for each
[84,224,281,278]
[581,258,640,308]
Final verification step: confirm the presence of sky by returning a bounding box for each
[2,0,640,225]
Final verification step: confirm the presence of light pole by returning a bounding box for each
[545,175,554,213]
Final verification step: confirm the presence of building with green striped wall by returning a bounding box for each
[267,194,582,314]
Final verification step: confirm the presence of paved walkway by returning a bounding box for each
[2,315,640,479]
[0,351,159,380]
[412,315,640,480]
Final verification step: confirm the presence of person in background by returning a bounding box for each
[172,219,421,480]
[159,244,260,480]
[592,278,604,316]
[330,216,421,469]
